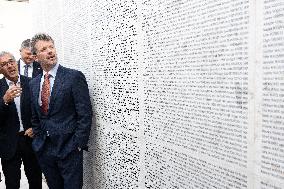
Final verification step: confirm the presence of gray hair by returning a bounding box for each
[20,39,32,50]
[31,33,54,55]
[0,51,16,61]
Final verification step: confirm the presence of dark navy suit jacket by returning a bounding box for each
[0,76,32,159]
[17,60,42,78]
[29,65,92,158]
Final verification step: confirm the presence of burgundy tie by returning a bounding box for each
[41,73,50,115]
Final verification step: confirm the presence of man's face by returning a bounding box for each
[35,40,57,69]
[0,54,18,81]
[20,48,35,65]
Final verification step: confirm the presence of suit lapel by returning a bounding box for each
[32,61,41,78]
[19,76,29,130]
[0,78,9,94]
[20,76,24,115]
[32,75,42,113]
[17,60,21,74]
[0,79,9,105]
[48,65,65,114]
[32,63,36,78]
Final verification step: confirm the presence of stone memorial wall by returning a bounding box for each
[30,0,284,188]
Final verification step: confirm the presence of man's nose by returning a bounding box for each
[7,61,14,67]
[47,49,53,55]
[47,47,54,52]
[7,63,15,70]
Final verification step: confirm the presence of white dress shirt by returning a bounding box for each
[38,63,59,107]
[19,59,33,78]
[5,77,24,132]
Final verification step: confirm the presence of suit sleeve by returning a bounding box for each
[0,88,9,118]
[29,81,41,135]
[72,71,93,148]
[0,97,9,117]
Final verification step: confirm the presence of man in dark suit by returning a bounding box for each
[18,39,42,78]
[30,33,92,189]
[0,51,42,189]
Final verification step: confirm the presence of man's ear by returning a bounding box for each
[33,54,38,62]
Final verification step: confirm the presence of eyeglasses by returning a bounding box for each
[0,59,16,68]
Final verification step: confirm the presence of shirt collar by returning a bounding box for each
[20,58,33,68]
[43,63,59,78]
[5,75,20,86]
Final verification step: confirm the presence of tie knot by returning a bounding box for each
[44,73,50,79]
[24,64,30,68]
[9,81,20,87]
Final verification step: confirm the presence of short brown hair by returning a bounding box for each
[31,33,54,55]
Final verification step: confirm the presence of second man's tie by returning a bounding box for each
[41,73,50,115]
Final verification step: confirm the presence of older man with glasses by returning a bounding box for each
[0,51,42,189]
